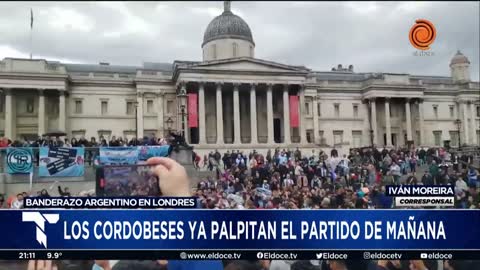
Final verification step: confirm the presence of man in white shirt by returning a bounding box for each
[294,162,303,177]
[389,162,401,185]
[11,193,24,209]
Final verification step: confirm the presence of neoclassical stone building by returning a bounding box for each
[0,2,479,156]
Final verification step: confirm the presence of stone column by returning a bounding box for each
[470,102,477,145]
[38,89,46,136]
[233,83,241,144]
[216,83,224,144]
[385,98,392,147]
[417,99,425,146]
[282,84,291,144]
[136,92,144,139]
[4,89,13,139]
[370,98,378,146]
[462,102,469,145]
[405,98,412,141]
[58,90,66,132]
[198,82,206,144]
[157,92,164,137]
[299,86,307,144]
[266,84,274,144]
[312,96,319,144]
[250,83,258,144]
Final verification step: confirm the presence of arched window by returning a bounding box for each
[212,44,217,60]
[249,45,254,58]
[232,42,238,57]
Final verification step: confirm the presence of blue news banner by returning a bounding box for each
[1,210,479,260]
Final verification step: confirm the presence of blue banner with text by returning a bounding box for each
[99,147,138,165]
[39,147,85,177]
[1,210,479,250]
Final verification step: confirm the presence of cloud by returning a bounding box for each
[0,1,478,80]
[44,6,94,32]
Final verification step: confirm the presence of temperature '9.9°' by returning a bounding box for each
[47,252,63,259]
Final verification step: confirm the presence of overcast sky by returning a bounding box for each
[0,1,478,80]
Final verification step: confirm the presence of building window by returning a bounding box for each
[317,103,321,116]
[49,100,59,116]
[126,101,135,115]
[147,100,154,113]
[353,104,359,118]
[71,130,86,139]
[433,105,438,119]
[212,44,217,60]
[249,46,253,57]
[232,43,238,57]
[449,131,459,147]
[306,129,313,143]
[101,101,108,115]
[477,130,480,145]
[333,130,343,145]
[123,131,136,141]
[433,131,442,146]
[98,130,112,141]
[390,105,396,117]
[477,106,480,117]
[449,105,454,118]
[334,104,340,118]
[318,130,324,144]
[305,102,310,116]
[167,100,174,114]
[26,98,34,113]
[74,100,82,114]
[0,96,4,113]
[352,130,362,148]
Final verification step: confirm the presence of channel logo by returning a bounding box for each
[22,212,59,248]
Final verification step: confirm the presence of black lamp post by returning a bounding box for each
[179,104,186,138]
[454,118,462,149]
[177,87,188,139]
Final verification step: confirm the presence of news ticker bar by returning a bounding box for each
[6,250,480,260]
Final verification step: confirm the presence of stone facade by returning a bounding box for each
[0,3,479,158]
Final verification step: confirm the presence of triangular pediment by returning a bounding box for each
[189,57,309,73]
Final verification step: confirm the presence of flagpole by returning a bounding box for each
[30,26,33,59]
[30,8,33,59]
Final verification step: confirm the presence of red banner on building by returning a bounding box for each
[289,95,299,127]
[188,93,198,128]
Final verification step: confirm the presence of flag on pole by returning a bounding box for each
[30,8,33,29]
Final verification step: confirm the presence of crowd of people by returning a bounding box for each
[0,134,169,148]
[194,146,479,210]
[0,185,73,209]
[0,142,479,270]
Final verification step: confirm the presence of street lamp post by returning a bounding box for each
[179,104,186,139]
[176,86,188,140]
[454,118,462,149]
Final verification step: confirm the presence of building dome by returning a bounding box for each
[202,1,254,46]
[450,50,470,66]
